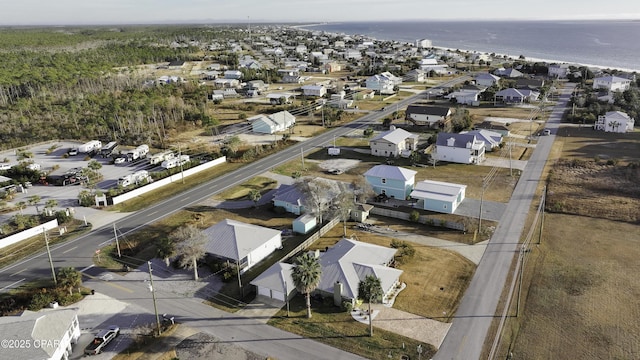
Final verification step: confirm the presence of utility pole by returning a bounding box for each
[236,259,243,298]
[113,223,121,258]
[178,144,185,184]
[538,186,546,244]
[478,180,486,235]
[44,229,57,285]
[147,261,162,336]
[300,147,305,169]
[516,245,526,317]
[509,141,513,177]
[283,271,290,317]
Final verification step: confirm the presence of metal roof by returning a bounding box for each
[202,219,281,261]
[364,165,417,181]
[410,179,466,202]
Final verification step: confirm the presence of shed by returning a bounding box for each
[351,203,374,223]
[250,263,296,302]
[293,214,317,234]
[410,179,466,214]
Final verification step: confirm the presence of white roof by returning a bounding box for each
[267,92,294,99]
[410,179,466,202]
[604,111,631,121]
[202,219,281,261]
[364,165,417,181]
[250,262,295,294]
[370,128,419,145]
[318,238,402,299]
[0,308,78,360]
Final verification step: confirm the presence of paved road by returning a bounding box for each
[0,77,469,358]
[434,82,576,360]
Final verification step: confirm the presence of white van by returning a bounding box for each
[542,129,551,136]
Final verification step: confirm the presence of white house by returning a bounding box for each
[594,111,635,133]
[493,68,523,78]
[316,238,403,305]
[405,105,452,127]
[495,88,540,103]
[548,64,571,78]
[202,219,282,273]
[475,73,501,87]
[365,74,394,94]
[433,132,486,165]
[369,126,419,158]
[250,110,296,134]
[410,180,467,214]
[592,75,632,92]
[250,262,296,302]
[460,129,503,151]
[224,70,243,79]
[301,84,327,97]
[0,308,81,360]
[446,88,481,105]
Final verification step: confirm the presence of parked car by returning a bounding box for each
[114,157,126,165]
[68,148,78,156]
[84,325,119,355]
[543,129,551,136]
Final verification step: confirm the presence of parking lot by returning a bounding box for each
[0,141,168,227]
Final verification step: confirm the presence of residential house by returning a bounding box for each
[366,74,395,94]
[213,78,240,88]
[460,129,503,151]
[344,49,362,60]
[406,69,427,82]
[594,111,635,133]
[323,61,343,73]
[0,308,81,360]
[223,70,243,80]
[301,84,327,97]
[272,184,305,215]
[493,67,523,78]
[475,73,501,87]
[405,105,452,127]
[592,75,632,92]
[548,64,571,78]
[246,80,268,92]
[250,262,296,302]
[369,126,419,158]
[315,238,403,305]
[410,180,467,214]
[351,203,374,222]
[202,219,282,273]
[433,132,486,164]
[515,78,545,90]
[474,121,511,137]
[267,92,294,105]
[364,165,417,200]
[212,88,239,98]
[445,85,484,105]
[416,39,432,48]
[494,88,540,103]
[295,44,308,54]
[250,110,296,134]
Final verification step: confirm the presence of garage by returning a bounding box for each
[250,263,295,302]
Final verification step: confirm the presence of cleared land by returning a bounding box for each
[505,126,640,359]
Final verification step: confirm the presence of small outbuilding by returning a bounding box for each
[293,214,317,234]
[250,263,296,302]
[410,179,466,214]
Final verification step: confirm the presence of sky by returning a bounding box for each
[1,0,639,26]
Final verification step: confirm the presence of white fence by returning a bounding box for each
[370,207,466,231]
[0,219,59,250]
[110,156,226,205]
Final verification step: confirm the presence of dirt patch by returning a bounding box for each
[175,332,264,360]
[316,158,362,171]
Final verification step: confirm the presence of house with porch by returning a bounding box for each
[410,180,466,214]
[369,126,419,158]
[594,111,635,133]
[432,132,485,164]
[460,129,503,151]
[495,88,540,103]
[315,238,403,305]
[202,219,282,274]
[364,165,417,200]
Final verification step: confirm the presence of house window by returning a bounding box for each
[381,178,386,184]
[443,204,448,209]
[381,189,386,195]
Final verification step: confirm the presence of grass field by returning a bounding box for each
[500,127,640,359]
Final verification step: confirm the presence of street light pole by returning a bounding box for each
[147,261,162,336]
[113,223,121,258]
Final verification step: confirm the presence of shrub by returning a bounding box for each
[409,210,420,223]
[343,300,354,313]
[28,290,55,311]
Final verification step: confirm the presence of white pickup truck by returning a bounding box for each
[84,325,119,355]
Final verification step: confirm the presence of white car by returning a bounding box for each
[68,148,78,156]
[114,157,126,165]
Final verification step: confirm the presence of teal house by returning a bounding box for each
[364,165,417,200]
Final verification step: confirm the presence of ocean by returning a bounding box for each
[301,20,640,72]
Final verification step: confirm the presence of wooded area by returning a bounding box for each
[0,26,245,149]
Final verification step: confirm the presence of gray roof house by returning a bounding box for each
[250,262,296,302]
[460,129,503,151]
[250,110,296,134]
[0,308,80,360]
[202,219,282,273]
[316,238,403,304]
[369,126,419,158]
[272,184,305,215]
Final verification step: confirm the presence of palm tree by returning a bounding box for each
[15,201,26,215]
[27,195,41,214]
[358,275,384,337]
[248,189,262,208]
[44,199,57,216]
[292,252,322,319]
[57,267,82,295]
[156,237,176,267]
